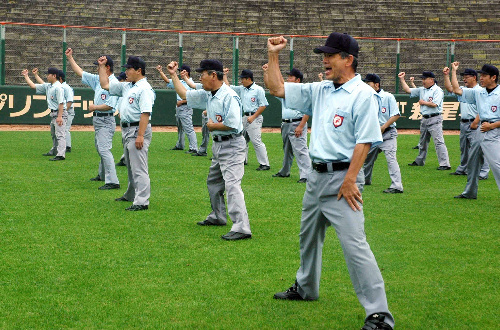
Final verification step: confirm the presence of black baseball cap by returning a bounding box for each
[46,67,59,75]
[58,70,66,81]
[123,56,146,73]
[117,71,127,81]
[420,71,436,79]
[313,32,359,58]
[178,64,191,75]
[363,73,381,84]
[239,69,253,80]
[195,59,224,73]
[286,68,303,81]
[460,68,478,77]
[477,64,499,77]
[94,56,114,71]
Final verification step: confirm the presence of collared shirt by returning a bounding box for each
[277,97,303,120]
[167,78,194,101]
[186,83,243,136]
[375,89,399,127]
[231,83,269,113]
[456,84,482,120]
[82,72,119,113]
[283,74,382,163]
[410,84,444,115]
[460,85,500,122]
[109,77,156,123]
[35,80,65,110]
[61,82,74,111]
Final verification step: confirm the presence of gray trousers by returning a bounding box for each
[455,121,490,177]
[93,116,119,185]
[364,128,403,191]
[414,115,450,167]
[295,169,394,327]
[174,104,198,151]
[121,124,152,206]
[198,112,210,153]
[277,121,311,179]
[243,115,269,166]
[205,135,251,235]
[65,109,75,148]
[461,127,500,198]
[49,113,67,157]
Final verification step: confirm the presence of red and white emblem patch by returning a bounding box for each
[251,97,256,102]
[215,115,223,122]
[333,114,344,128]
[428,97,433,102]
[128,97,134,104]
[101,94,106,100]
[492,106,498,112]
[381,107,387,113]
[50,95,54,100]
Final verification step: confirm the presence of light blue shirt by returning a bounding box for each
[283,74,382,163]
[231,83,268,113]
[186,83,243,136]
[456,84,482,120]
[167,78,194,102]
[109,77,156,123]
[409,84,444,115]
[460,85,500,122]
[375,89,399,127]
[277,97,303,120]
[61,82,74,111]
[35,81,65,111]
[82,72,119,113]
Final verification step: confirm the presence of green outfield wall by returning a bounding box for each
[0,86,463,129]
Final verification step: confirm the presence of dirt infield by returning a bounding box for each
[0,125,460,135]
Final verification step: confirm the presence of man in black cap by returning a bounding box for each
[399,70,451,170]
[362,73,403,193]
[266,33,394,329]
[157,64,198,154]
[443,66,490,178]
[224,69,270,171]
[65,48,121,190]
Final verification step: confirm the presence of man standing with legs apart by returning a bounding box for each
[65,48,120,190]
[22,67,66,161]
[362,73,403,194]
[167,59,252,240]
[450,62,500,199]
[266,33,394,329]
[399,70,451,170]
[98,56,155,211]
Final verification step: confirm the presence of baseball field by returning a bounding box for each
[0,130,498,328]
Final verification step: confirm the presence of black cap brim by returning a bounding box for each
[313,46,342,54]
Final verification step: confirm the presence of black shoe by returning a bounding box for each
[116,159,126,166]
[450,171,466,175]
[49,156,65,161]
[272,172,290,178]
[412,145,419,150]
[454,194,476,199]
[479,176,488,180]
[383,188,403,194]
[437,166,451,170]
[185,149,197,154]
[244,161,248,165]
[274,282,310,300]
[98,183,120,190]
[90,175,102,181]
[192,151,207,156]
[197,219,226,226]
[362,313,393,330]
[408,161,422,166]
[365,181,372,185]
[43,152,55,156]
[125,204,148,211]
[170,146,183,150]
[256,164,270,171]
[66,147,72,152]
[221,231,252,240]
[115,196,129,202]
[297,178,307,183]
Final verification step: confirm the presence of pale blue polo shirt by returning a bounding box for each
[167,78,194,101]
[61,82,74,111]
[283,74,382,163]
[376,89,400,127]
[456,84,482,120]
[186,83,243,136]
[82,72,119,113]
[277,97,304,120]
[109,77,156,123]
[409,84,444,115]
[35,81,65,111]
[231,83,268,114]
[460,85,500,122]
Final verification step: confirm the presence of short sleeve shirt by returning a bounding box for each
[61,82,74,110]
[35,81,65,111]
[460,85,500,122]
[167,78,194,102]
[277,97,305,120]
[231,83,269,113]
[456,84,482,120]
[376,89,400,127]
[109,77,156,123]
[409,84,444,115]
[82,72,119,112]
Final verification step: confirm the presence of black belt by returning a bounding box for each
[461,119,475,123]
[121,121,140,128]
[384,126,395,131]
[481,120,497,124]
[243,112,255,116]
[213,132,242,142]
[282,118,303,123]
[50,109,58,112]
[312,162,350,173]
[94,112,114,117]
[422,113,440,119]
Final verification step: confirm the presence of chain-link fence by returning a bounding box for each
[2,23,500,93]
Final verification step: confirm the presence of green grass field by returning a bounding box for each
[0,130,498,329]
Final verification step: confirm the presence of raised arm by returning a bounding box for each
[398,72,411,93]
[97,56,110,91]
[166,61,187,99]
[21,69,36,89]
[266,36,287,98]
[32,68,45,84]
[223,68,230,86]
[156,65,170,84]
[442,67,453,93]
[65,48,84,77]
[409,76,417,88]
[180,70,197,89]
[450,62,463,95]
